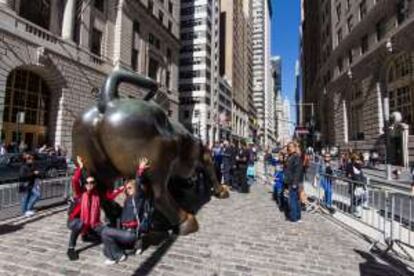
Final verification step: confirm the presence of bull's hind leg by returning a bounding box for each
[151,165,199,235]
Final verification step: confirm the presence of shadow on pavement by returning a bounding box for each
[0,207,65,236]
[133,236,177,275]
[0,224,23,235]
[354,249,412,276]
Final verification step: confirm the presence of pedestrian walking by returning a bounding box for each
[284,142,303,222]
[19,153,41,217]
[101,158,153,265]
[316,154,334,210]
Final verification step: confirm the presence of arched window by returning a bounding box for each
[2,69,51,149]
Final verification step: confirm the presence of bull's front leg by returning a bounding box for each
[151,165,199,235]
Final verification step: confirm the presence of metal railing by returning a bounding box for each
[305,162,414,260]
[0,171,71,213]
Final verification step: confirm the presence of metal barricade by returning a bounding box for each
[0,170,70,214]
[304,162,414,259]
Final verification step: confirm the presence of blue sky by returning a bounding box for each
[271,0,301,122]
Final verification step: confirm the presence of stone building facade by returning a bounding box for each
[0,0,180,156]
[302,0,414,165]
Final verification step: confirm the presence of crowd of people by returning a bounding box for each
[1,141,67,157]
[211,140,258,194]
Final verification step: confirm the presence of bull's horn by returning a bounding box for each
[98,69,159,113]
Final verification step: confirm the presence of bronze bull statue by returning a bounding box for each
[72,70,229,235]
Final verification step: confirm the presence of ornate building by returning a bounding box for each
[302,0,414,165]
[0,0,180,154]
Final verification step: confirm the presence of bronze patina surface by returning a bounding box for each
[72,70,228,235]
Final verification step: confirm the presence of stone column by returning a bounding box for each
[376,82,384,134]
[401,123,409,168]
[61,0,76,40]
[49,0,61,35]
[342,100,349,143]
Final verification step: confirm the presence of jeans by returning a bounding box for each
[101,226,136,260]
[20,187,40,214]
[323,182,333,208]
[289,187,301,222]
[68,219,102,248]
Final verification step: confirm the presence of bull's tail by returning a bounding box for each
[98,69,159,114]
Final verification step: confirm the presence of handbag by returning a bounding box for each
[246,165,256,178]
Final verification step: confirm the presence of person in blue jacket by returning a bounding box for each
[273,164,284,209]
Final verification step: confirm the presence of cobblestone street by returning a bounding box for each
[0,180,406,276]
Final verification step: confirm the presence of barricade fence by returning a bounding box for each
[305,162,414,259]
[0,170,70,214]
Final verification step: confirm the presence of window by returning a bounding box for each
[19,0,51,30]
[148,0,154,13]
[389,86,413,129]
[184,110,190,119]
[361,34,368,54]
[347,16,353,33]
[346,0,351,10]
[348,49,353,65]
[336,4,342,22]
[168,1,173,14]
[359,0,367,21]
[131,21,140,71]
[159,11,164,23]
[337,58,343,73]
[376,18,386,41]
[148,58,159,80]
[397,0,410,24]
[91,28,103,56]
[149,33,160,49]
[337,28,343,45]
[351,104,364,140]
[168,21,172,32]
[94,0,104,12]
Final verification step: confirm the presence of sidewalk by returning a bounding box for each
[0,170,411,275]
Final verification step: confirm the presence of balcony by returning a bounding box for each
[0,8,112,72]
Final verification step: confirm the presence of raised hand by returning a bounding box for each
[76,156,84,169]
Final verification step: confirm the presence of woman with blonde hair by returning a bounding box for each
[101,158,152,265]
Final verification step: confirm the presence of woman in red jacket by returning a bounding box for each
[67,156,124,261]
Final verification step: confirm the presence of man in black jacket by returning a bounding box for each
[284,142,303,222]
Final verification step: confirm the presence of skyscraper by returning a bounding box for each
[271,56,282,139]
[220,0,253,141]
[179,0,220,144]
[252,0,273,147]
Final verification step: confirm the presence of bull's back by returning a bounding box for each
[73,99,178,181]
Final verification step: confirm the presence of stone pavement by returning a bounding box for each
[0,181,409,275]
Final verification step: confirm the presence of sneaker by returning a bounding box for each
[118,255,127,263]
[24,210,35,217]
[104,259,117,265]
[67,248,79,261]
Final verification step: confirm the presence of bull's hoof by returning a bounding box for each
[179,214,199,235]
[214,185,230,199]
